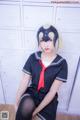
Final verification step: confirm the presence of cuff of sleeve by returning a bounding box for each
[22,69,32,76]
[56,77,67,82]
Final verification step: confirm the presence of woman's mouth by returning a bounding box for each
[45,48,50,51]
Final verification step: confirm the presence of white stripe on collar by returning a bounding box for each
[50,58,64,66]
[35,52,41,60]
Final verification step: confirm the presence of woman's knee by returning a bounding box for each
[16,95,36,119]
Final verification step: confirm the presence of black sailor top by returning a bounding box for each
[22,51,68,106]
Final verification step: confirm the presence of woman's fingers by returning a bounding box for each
[14,104,18,112]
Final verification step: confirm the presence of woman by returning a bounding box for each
[15,25,68,120]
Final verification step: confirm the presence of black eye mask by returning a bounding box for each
[37,25,59,46]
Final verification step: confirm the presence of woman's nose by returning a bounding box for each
[44,41,49,46]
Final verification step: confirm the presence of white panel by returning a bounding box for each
[0,50,33,103]
[61,33,80,53]
[0,30,21,49]
[1,54,23,103]
[23,30,38,51]
[23,6,53,29]
[0,77,5,104]
[0,5,20,27]
[0,58,5,103]
[56,7,80,32]
[57,53,79,112]
[68,60,80,115]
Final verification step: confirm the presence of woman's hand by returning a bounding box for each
[32,108,39,119]
[14,103,18,112]
[32,80,63,116]
[32,111,37,117]
[14,95,20,112]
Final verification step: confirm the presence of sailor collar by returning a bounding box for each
[35,51,64,66]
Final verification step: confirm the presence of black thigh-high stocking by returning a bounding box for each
[15,94,36,120]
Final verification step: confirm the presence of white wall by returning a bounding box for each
[0,0,80,115]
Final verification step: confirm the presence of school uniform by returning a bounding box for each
[22,51,68,120]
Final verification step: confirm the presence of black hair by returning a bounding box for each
[37,25,59,46]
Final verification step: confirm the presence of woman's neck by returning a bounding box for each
[41,51,57,67]
[43,51,56,58]
[41,51,57,61]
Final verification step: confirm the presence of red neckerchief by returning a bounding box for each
[38,60,46,91]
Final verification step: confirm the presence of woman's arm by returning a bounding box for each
[15,72,31,109]
[32,79,63,117]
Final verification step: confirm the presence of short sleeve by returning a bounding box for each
[22,55,32,76]
[56,59,68,82]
